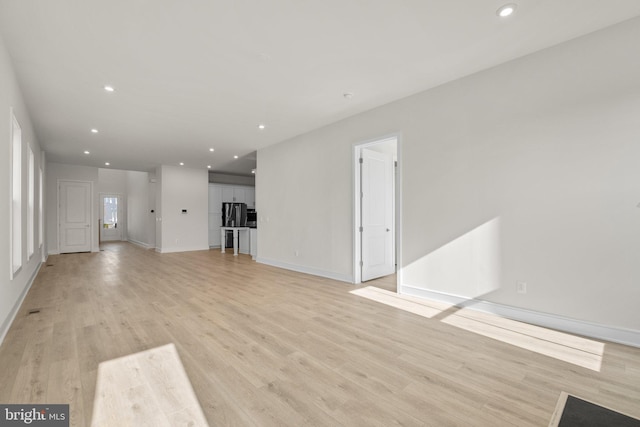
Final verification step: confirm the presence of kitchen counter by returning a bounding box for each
[220,227,249,256]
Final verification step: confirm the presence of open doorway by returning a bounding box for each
[100,194,123,242]
[354,135,400,289]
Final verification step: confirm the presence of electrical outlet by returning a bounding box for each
[294,250,299,256]
[517,282,527,294]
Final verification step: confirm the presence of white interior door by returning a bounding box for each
[59,180,92,253]
[100,194,122,241]
[148,181,156,249]
[361,148,395,281]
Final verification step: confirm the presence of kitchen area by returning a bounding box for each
[208,182,257,258]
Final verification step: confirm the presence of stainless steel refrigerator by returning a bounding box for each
[222,202,247,227]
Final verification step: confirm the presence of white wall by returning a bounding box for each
[157,165,208,253]
[257,125,354,282]
[0,31,45,343]
[98,168,128,195]
[257,18,640,333]
[46,163,99,255]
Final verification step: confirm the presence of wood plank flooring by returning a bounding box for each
[1,242,639,426]
[91,343,209,427]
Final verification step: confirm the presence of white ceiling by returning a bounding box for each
[1,1,639,175]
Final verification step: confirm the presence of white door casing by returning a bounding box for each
[100,194,123,241]
[361,147,395,281]
[59,180,92,253]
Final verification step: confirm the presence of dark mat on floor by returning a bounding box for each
[558,395,640,427]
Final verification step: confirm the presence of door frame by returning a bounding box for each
[352,133,403,288]
[99,192,125,242]
[57,179,95,254]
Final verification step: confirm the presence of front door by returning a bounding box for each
[361,147,395,281]
[100,195,122,241]
[59,180,92,253]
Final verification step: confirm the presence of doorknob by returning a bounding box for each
[386,228,390,232]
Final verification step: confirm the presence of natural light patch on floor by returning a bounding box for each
[351,286,455,318]
[351,286,604,372]
[441,307,604,372]
[91,343,209,427]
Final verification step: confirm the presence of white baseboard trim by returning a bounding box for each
[128,239,154,250]
[256,257,353,284]
[156,245,210,254]
[0,262,43,347]
[48,250,60,256]
[401,285,640,348]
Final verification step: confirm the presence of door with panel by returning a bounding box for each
[361,148,395,281]
[59,180,92,253]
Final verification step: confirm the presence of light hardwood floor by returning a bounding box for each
[90,343,209,427]
[1,242,639,426]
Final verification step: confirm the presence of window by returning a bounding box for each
[103,197,118,229]
[10,110,22,278]
[27,145,34,259]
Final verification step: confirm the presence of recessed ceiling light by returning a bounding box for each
[179,162,184,166]
[104,85,115,92]
[84,150,90,155]
[105,162,110,166]
[258,124,266,130]
[343,92,354,99]
[207,165,211,169]
[91,129,98,133]
[209,148,214,152]
[496,3,517,17]
[233,155,238,159]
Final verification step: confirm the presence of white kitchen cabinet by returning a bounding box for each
[233,187,246,203]
[221,186,235,203]
[221,185,250,203]
[245,187,255,208]
[209,184,222,212]
[208,184,223,247]
[250,228,257,259]
[239,229,250,254]
[208,213,220,246]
